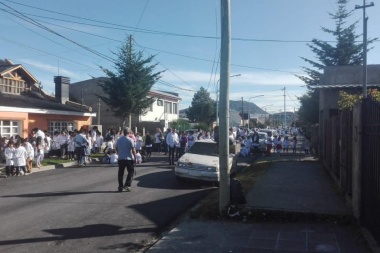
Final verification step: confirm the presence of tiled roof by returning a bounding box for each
[0,92,90,112]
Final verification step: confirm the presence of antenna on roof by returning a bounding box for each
[58,59,60,76]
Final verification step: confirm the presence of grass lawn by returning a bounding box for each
[41,157,73,166]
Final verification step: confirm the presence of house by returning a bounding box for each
[0,59,95,138]
[316,64,380,157]
[69,77,181,134]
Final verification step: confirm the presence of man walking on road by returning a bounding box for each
[115,128,137,192]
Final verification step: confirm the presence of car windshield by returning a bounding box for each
[187,141,218,156]
[258,133,266,139]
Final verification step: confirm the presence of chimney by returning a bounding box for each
[54,76,70,104]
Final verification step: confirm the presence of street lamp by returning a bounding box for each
[247,95,264,128]
[216,74,241,126]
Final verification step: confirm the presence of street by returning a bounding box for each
[0,155,214,253]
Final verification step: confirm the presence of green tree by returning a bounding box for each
[297,0,376,125]
[169,119,190,132]
[186,87,215,126]
[98,37,163,127]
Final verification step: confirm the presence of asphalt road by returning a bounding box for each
[0,154,215,253]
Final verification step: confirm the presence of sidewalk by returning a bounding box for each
[146,154,374,253]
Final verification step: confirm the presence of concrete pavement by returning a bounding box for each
[146,152,374,253]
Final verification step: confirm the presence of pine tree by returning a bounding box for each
[186,87,215,125]
[98,37,163,127]
[297,0,376,125]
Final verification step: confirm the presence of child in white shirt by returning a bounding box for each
[4,141,15,177]
[110,149,118,164]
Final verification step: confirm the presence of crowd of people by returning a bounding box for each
[1,125,311,178]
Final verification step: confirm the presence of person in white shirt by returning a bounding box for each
[166,128,179,165]
[154,128,163,153]
[135,132,143,153]
[4,140,15,177]
[51,131,60,157]
[90,126,97,153]
[95,131,103,154]
[106,138,114,154]
[58,130,69,159]
[187,131,196,150]
[110,149,118,164]
[44,133,51,158]
[31,128,45,141]
[22,138,34,173]
[14,140,28,175]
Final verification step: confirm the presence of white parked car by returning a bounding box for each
[175,140,238,183]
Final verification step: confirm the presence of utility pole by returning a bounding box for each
[219,0,231,215]
[355,0,374,98]
[241,97,244,125]
[283,87,286,128]
[128,34,133,128]
[97,98,101,125]
[216,82,219,126]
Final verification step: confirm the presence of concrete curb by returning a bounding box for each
[0,161,78,177]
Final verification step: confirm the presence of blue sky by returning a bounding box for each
[1,0,379,113]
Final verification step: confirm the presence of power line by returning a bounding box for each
[4,0,378,44]
[0,36,100,71]
[0,2,116,63]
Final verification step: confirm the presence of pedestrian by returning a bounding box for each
[283,136,290,153]
[67,132,75,160]
[187,131,196,150]
[95,130,103,154]
[266,134,273,156]
[303,137,311,155]
[14,139,28,176]
[44,133,51,159]
[166,128,179,165]
[276,136,283,153]
[178,131,187,158]
[35,138,44,168]
[115,128,137,192]
[4,140,15,177]
[135,132,143,153]
[144,131,153,157]
[154,128,163,153]
[73,128,89,166]
[22,138,34,173]
[58,130,68,159]
[292,136,297,154]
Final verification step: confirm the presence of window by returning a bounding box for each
[0,120,20,138]
[164,101,172,114]
[173,103,178,114]
[157,100,163,106]
[0,78,26,94]
[149,101,154,112]
[49,121,74,136]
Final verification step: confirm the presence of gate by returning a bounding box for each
[361,97,380,244]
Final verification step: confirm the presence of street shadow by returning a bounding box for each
[0,191,215,250]
[0,223,155,247]
[1,191,115,198]
[134,170,218,190]
[127,190,214,228]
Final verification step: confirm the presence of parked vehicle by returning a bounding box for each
[174,140,238,183]
[249,132,268,153]
[259,129,278,138]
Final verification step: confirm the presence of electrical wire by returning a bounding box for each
[4,0,377,44]
[0,2,116,63]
